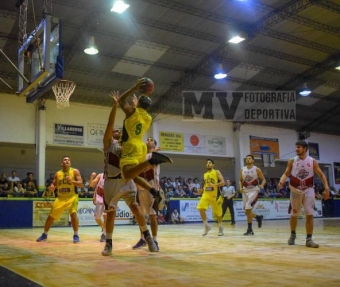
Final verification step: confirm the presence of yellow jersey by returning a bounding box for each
[56,168,77,197]
[122,107,152,142]
[203,169,219,197]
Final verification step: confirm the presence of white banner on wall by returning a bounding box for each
[205,135,226,155]
[179,199,322,222]
[77,200,133,226]
[179,200,212,221]
[54,123,84,146]
[87,123,106,147]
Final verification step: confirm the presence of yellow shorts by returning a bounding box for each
[120,140,147,169]
[196,192,222,217]
[49,194,79,220]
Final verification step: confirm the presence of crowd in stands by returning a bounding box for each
[1,170,339,204]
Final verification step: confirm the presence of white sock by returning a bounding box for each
[203,220,208,227]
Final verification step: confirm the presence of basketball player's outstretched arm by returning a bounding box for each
[103,91,119,151]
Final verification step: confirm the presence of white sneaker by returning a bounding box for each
[218,227,224,236]
[202,225,211,236]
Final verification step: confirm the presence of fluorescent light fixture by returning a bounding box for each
[299,88,312,97]
[111,1,130,13]
[214,73,227,80]
[214,63,227,79]
[335,65,340,71]
[228,36,245,44]
[84,36,99,55]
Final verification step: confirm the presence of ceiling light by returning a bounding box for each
[228,36,245,44]
[299,84,312,97]
[111,1,130,13]
[335,65,340,71]
[214,63,227,80]
[84,36,98,55]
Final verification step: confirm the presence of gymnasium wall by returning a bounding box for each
[1,93,340,188]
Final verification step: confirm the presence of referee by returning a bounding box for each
[221,179,236,225]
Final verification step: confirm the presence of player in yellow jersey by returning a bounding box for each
[197,159,225,236]
[36,156,84,243]
[118,78,172,205]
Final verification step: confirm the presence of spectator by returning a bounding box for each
[45,173,54,186]
[13,182,25,197]
[25,181,38,197]
[158,211,166,224]
[0,173,9,189]
[21,172,37,189]
[171,208,184,224]
[42,185,55,198]
[8,170,20,187]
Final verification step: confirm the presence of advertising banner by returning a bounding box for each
[54,123,84,146]
[33,200,68,227]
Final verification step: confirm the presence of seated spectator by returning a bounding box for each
[191,187,200,198]
[8,170,20,187]
[21,172,37,189]
[0,173,9,190]
[158,211,166,224]
[41,185,55,199]
[24,181,38,197]
[45,173,54,186]
[13,182,25,197]
[0,182,11,197]
[174,185,187,198]
[171,208,184,224]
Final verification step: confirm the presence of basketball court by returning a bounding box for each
[0,218,339,287]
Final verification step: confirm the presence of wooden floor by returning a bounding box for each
[0,218,339,287]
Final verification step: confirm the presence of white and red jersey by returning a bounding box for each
[242,166,259,189]
[104,139,121,178]
[138,152,159,189]
[289,156,314,194]
[95,173,105,204]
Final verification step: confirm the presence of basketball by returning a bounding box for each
[140,77,154,96]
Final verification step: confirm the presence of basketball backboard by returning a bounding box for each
[18,15,63,103]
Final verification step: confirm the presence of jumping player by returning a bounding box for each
[117,78,172,203]
[101,91,157,256]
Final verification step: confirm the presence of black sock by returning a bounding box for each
[248,223,252,230]
[106,239,112,246]
[291,231,296,235]
[142,230,151,238]
[150,188,156,197]
[306,234,312,239]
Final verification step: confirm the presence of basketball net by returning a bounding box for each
[52,80,76,109]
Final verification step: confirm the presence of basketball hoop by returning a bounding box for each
[52,80,76,109]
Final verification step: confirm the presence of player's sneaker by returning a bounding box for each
[218,227,224,236]
[100,233,106,242]
[144,234,157,252]
[154,241,160,252]
[102,243,112,256]
[202,225,212,236]
[306,238,319,248]
[73,234,80,243]
[132,239,147,250]
[243,229,254,236]
[36,233,47,242]
[288,233,296,245]
[256,215,263,228]
[148,152,173,165]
